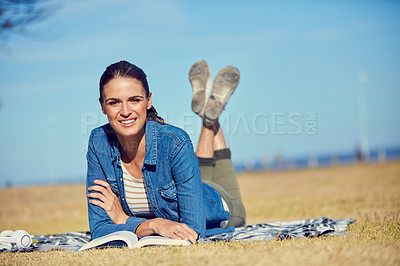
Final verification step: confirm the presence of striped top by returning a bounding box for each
[121,162,156,219]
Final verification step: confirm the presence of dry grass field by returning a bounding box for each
[0,161,399,265]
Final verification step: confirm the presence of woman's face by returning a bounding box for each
[100,77,152,139]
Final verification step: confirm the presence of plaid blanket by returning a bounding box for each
[204,217,355,242]
[1,217,355,252]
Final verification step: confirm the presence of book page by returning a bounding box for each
[135,236,190,248]
[78,231,138,251]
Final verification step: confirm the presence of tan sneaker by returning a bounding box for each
[203,66,240,127]
[189,60,212,117]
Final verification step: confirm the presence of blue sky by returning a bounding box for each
[0,0,399,186]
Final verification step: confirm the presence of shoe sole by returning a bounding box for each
[189,60,211,116]
[204,66,240,127]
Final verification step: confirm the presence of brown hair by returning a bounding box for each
[99,60,165,124]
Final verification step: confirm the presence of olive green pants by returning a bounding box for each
[198,148,246,227]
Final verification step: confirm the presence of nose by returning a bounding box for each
[120,102,131,117]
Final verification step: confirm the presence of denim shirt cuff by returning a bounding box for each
[126,216,147,233]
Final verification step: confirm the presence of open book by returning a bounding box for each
[77,231,191,251]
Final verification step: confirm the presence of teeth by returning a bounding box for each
[121,119,136,124]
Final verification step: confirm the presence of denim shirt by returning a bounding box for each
[86,119,233,240]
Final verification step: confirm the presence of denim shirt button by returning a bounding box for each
[147,185,151,188]
[153,206,157,209]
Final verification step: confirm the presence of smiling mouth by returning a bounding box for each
[119,118,137,126]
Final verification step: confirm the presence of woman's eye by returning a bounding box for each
[130,98,140,103]
[108,101,119,105]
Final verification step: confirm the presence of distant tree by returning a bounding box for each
[0,0,59,42]
[0,1,59,108]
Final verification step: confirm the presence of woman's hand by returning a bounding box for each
[87,179,129,224]
[136,218,198,244]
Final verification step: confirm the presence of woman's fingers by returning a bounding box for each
[175,224,197,244]
[88,180,114,198]
[162,222,197,244]
[88,185,107,195]
[87,192,106,202]
[88,198,103,207]
[172,231,186,240]
[93,179,112,191]
[180,224,198,243]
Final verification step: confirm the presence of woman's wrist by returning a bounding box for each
[135,218,160,237]
[147,218,162,232]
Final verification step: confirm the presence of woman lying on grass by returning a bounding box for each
[86,60,246,244]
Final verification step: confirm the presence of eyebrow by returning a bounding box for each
[105,95,144,102]
[105,98,119,102]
